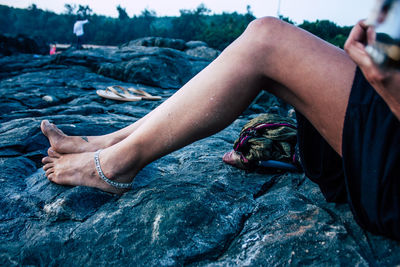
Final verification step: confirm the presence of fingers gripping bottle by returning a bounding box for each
[366,0,400,69]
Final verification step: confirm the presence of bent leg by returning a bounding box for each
[120,17,355,161]
[43,17,356,193]
[248,18,356,155]
[45,18,355,156]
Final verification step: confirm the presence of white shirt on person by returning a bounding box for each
[73,20,89,37]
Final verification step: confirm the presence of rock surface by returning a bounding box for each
[0,40,399,266]
[122,37,220,61]
[0,34,48,56]
[123,37,188,51]
[54,44,216,89]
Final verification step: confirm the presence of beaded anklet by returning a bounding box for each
[94,149,133,189]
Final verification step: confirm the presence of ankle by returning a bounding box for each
[94,149,134,190]
[99,144,142,183]
[92,134,126,150]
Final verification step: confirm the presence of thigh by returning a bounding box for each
[242,18,357,155]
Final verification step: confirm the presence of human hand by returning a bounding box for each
[344,20,387,82]
[345,20,400,119]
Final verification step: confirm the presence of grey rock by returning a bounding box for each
[0,34,48,56]
[185,46,220,61]
[54,43,212,89]
[122,37,187,51]
[0,54,55,80]
[98,47,210,89]
[0,47,399,266]
[185,41,209,49]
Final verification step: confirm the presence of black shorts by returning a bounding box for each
[296,67,400,240]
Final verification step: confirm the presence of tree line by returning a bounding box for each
[0,4,352,50]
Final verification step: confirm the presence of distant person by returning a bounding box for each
[49,44,56,55]
[73,18,89,49]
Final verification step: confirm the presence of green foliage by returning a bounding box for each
[299,20,352,48]
[0,4,353,49]
[77,5,92,17]
[64,4,76,15]
[117,5,129,20]
[200,11,255,50]
[171,4,210,41]
[279,15,295,25]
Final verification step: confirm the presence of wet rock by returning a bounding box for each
[52,37,219,88]
[97,47,210,89]
[184,46,220,61]
[0,34,48,56]
[185,40,208,49]
[0,54,55,80]
[54,44,212,89]
[0,48,399,266]
[123,37,187,51]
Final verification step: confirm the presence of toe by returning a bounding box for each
[48,148,61,158]
[43,163,54,171]
[40,120,50,135]
[42,156,53,164]
[45,168,54,177]
[222,151,236,164]
[222,150,245,168]
[41,120,64,136]
[47,173,56,182]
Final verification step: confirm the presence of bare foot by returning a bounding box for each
[222,150,248,169]
[42,147,138,194]
[40,120,112,154]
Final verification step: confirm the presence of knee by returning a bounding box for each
[242,17,289,49]
[247,16,283,31]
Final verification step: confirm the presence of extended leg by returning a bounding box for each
[42,17,356,193]
[41,114,147,153]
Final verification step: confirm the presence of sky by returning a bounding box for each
[1,0,376,26]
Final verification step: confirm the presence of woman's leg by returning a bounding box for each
[42,17,356,193]
[41,112,150,153]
